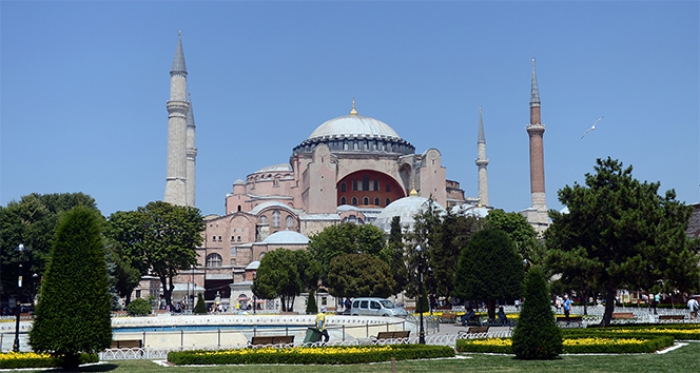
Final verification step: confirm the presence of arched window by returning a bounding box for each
[272,210,281,228]
[206,253,222,268]
[340,183,347,192]
[340,196,347,205]
[374,197,380,206]
[363,197,369,205]
[259,215,268,225]
[386,198,391,206]
[351,197,358,206]
[285,216,294,230]
[362,175,370,191]
[237,205,241,212]
[259,252,266,260]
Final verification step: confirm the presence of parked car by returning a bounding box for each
[350,297,408,317]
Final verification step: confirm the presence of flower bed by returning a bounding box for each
[168,344,455,365]
[0,352,98,369]
[457,335,673,354]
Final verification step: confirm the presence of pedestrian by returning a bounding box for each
[316,306,330,343]
[497,306,508,326]
[461,307,478,326]
[344,298,351,310]
[563,294,572,320]
[687,297,699,319]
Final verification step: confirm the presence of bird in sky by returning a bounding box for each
[581,116,604,139]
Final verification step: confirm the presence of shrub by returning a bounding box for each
[29,206,112,370]
[194,293,207,314]
[0,352,98,369]
[126,297,152,316]
[511,267,562,359]
[306,290,318,314]
[456,335,674,354]
[168,344,455,365]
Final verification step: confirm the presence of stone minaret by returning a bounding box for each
[164,31,190,206]
[526,58,548,231]
[475,107,489,206]
[186,93,197,207]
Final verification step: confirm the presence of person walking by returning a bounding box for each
[563,294,572,321]
[687,297,699,319]
[316,306,330,343]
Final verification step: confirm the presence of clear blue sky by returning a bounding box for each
[2,1,698,218]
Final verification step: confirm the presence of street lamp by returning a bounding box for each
[415,244,426,344]
[13,243,25,352]
[252,272,257,315]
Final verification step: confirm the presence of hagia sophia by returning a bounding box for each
[150,33,550,310]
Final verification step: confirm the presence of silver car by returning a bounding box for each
[350,297,408,317]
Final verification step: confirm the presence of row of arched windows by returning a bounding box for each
[259,210,295,229]
[340,196,392,207]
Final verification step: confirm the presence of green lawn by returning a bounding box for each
[28,342,700,373]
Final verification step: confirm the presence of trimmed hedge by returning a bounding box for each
[564,324,700,341]
[0,353,98,369]
[168,344,455,365]
[456,336,673,354]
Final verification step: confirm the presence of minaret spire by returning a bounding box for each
[525,58,548,233]
[186,92,197,207]
[165,31,190,206]
[475,107,489,206]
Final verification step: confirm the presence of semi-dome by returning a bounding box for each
[373,195,446,233]
[308,114,401,141]
[262,231,309,245]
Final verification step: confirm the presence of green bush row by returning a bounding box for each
[0,353,98,369]
[168,344,455,365]
[456,336,673,355]
[575,323,700,340]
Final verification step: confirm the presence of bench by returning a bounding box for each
[250,335,295,347]
[457,326,489,339]
[372,330,411,343]
[659,315,685,321]
[612,312,635,320]
[110,339,142,349]
[439,313,457,323]
[556,316,583,327]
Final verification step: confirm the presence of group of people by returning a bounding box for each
[460,306,509,326]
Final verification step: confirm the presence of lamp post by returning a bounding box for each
[252,272,257,315]
[415,244,426,344]
[13,243,25,352]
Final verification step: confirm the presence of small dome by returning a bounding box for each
[246,261,260,270]
[308,115,401,141]
[262,231,309,245]
[373,196,446,233]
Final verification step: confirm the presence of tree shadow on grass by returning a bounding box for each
[37,363,119,372]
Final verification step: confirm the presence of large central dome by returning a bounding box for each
[307,114,401,141]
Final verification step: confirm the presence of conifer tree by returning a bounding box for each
[29,206,112,370]
[306,290,318,314]
[512,267,562,359]
[194,293,207,314]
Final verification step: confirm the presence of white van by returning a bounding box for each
[350,297,408,317]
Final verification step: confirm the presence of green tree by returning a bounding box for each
[306,289,318,314]
[484,209,541,266]
[254,249,317,312]
[104,210,151,306]
[0,193,98,301]
[512,267,562,359]
[383,216,409,295]
[307,223,386,285]
[432,210,481,304]
[545,158,700,326]
[454,228,524,319]
[193,293,207,314]
[29,206,112,370]
[327,253,395,299]
[126,297,152,316]
[106,202,204,308]
[404,197,443,299]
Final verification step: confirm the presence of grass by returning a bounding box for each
[21,341,700,373]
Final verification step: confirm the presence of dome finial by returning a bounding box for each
[350,97,358,116]
[409,171,418,196]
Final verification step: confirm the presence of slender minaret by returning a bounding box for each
[475,107,489,206]
[185,93,197,207]
[164,31,190,206]
[526,58,548,231]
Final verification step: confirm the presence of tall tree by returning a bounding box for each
[484,208,541,266]
[545,157,700,326]
[29,206,112,370]
[307,223,386,284]
[454,228,524,318]
[327,253,395,299]
[0,193,98,302]
[254,248,317,312]
[403,197,443,299]
[384,216,409,295]
[104,210,151,305]
[107,202,203,308]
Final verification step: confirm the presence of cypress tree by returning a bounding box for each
[29,206,112,370]
[306,290,318,314]
[194,293,207,314]
[512,267,562,359]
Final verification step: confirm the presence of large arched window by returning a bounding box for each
[285,216,294,230]
[363,197,369,205]
[272,210,281,228]
[206,253,222,268]
[259,215,268,225]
